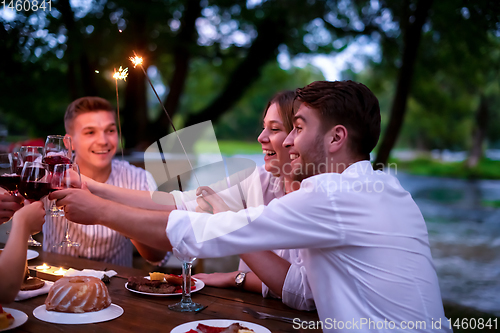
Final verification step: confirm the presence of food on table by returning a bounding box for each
[0,305,14,329]
[45,276,111,313]
[20,259,45,291]
[20,277,45,291]
[149,272,195,285]
[149,272,165,281]
[186,323,255,333]
[127,276,177,294]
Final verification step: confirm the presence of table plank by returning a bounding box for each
[3,248,321,332]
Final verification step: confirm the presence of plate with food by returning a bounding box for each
[33,275,124,324]
[125,272,205,296]
[170,319,271,333]
[0,307,28,332]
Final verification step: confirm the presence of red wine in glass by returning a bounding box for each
[0,175,21,193]
[19,181,53,201]
[43,155,72,172]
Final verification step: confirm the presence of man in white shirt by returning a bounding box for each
[44,97,165,266]
[52,81,451,332]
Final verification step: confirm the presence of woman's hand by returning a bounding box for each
[195,186,231,214]
[192,272,237,288]
[12,201,45,235]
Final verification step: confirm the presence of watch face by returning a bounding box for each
[236,272,245,284]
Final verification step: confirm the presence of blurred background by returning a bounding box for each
[1,0,500,324]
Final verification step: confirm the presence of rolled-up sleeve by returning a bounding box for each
[281,263,316,311]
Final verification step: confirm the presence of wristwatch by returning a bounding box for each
[235,272,246,289]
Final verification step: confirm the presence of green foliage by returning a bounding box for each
[390,156,500,180]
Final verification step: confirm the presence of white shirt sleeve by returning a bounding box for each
[170,166,264,212]
[167,179,344,259]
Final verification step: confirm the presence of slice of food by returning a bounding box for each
[149,272,165,281]
[196,323,255,333]
[20,276,45,291]
[0,306,15,329]
[164,273,195,286]
[127,277,177,294]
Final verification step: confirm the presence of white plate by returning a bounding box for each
[0,308,28,332]
[27,249,39,260]
[33,304,123,324]
[0,249,38,260]
[125,276,204,296]
[170,319,271,333]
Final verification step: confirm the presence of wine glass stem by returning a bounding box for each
[181,261,193,303]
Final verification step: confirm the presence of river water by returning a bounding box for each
[397,172,500,316]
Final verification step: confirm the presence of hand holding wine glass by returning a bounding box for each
[0,153,20,195]
[50,163,81,247]
[43,135,72,216]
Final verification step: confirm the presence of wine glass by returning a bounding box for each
[168,252,204,312]
[19,162,51,247]
[43,135,73,171]
[0,153,20,195]
[43,135,72,216]
[50,163,80,248]
[18,146,44,172]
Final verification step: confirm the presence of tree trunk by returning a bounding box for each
[466,94,489,168]
[151,0,202,139]
[373,0,434,169]
[58,0,79,101]
[122,14,148,149]
[184,17,288,128]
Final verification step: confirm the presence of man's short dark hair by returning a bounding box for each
[64,97,115,134]
[295,80,381,158]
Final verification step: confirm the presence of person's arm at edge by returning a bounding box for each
[194,271,262,294]
[82,175,176,211]
[0,202,45,303]
[240,251,291,298]
[131,240,168,263]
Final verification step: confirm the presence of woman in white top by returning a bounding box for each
[82,91,315,310]
[189,91,315,311]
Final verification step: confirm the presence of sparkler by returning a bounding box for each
[113,66,128,161]
[130,52,201,187]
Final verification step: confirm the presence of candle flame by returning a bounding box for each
[95,70,100,73]
[36,263,50,270]
[130,55,143,68]
[113,66,129,81]
[54,267,66,275]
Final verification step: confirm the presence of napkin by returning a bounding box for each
[15,280,54,301]
[64,268,118,279]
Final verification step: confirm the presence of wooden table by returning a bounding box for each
[5,249,321,332]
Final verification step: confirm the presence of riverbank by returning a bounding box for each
[443,301,499,332]
[390,156,500,180]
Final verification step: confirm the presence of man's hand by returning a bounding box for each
[0,193,23,224]
[49,188,106,225]
[195,186,231,214]
[13,201,45,235]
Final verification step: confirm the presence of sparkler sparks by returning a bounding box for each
[129,56,143,68]
[113,66,129,81]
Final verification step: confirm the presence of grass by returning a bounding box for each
[389,156,500,180]
[194,140,262,155]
